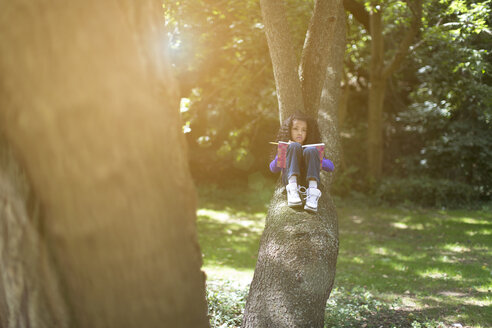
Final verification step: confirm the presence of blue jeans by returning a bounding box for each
[281,142,321,187]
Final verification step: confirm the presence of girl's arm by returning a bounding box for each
[269,155,282,173]
[322,158,334,172]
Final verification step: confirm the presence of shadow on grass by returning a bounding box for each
[336,206,492,326]
[197,183,275,214]
[197,210,264,270]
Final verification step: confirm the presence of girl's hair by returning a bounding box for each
[271,112,322,159]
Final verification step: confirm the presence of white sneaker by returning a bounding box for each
[286,183,302,207]
[304,187,321,212]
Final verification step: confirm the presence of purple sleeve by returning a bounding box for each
[269,155,282,173]
[322,158,334,172]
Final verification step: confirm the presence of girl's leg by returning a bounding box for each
[303,147,322,212]
[303,147,321,185]
[283,142,302,207]
[282,142,303,185]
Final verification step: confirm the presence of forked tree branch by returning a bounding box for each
[299,0,342,116]
[260,0,305,123]
[382,0,423,79]
[343,0,370,32]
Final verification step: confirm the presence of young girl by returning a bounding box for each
[269,112,334,212]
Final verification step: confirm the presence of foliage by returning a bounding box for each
[388,0,492,200]
[206,279,247,328]
[340,0,492,203]
[331,165,363,197]
[325,287,446,328]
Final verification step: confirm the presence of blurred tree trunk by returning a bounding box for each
[241,1,344,327]
[364,1,422,180]
[337,76,350,132]
[0,1,209,328]
[368,7,387,180]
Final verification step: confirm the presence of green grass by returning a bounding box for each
[197,184,492,328]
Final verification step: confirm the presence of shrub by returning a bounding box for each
[325,287,445,328]
[206,279,247,328]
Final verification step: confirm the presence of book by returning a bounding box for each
[270,141,325,168]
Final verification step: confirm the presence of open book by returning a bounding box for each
[270,141,325,168]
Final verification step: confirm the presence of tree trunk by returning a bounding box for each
[299,0,340,115]
[0,1,209,327]
[260,0,305,122]
[337,77,350,131]
[319,3,346,179]
[367,78,387,180]
[367,7,385,180]
[0,134,70,328]
[242,1,344,327]
[241,188,338,328]
[364,1,422,180]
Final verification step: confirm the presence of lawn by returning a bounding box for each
[196,184,492,328]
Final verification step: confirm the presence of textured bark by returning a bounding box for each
[242,1,344,327]
[299,0,341,115]
[0,135,70,328]
[0,1,209,327]
[241,187,338,328]
[260,0,305,122]
[319,3,347,181]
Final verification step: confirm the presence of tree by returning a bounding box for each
[344,0,423,180]
[368,0,422,180]
[241,1,345,327]
[0,1,209,327]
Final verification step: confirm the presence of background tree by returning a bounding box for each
[333,0,490,205]
[241,0,345,327]
[350,0,423,180]
[0,1,209,327]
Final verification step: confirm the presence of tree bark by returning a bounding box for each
[0,1,209,327]
[242,1,344,327]
[241,188,338,328]
[319,3,347,179]
[0,134,70,328]
[299,0,341,115]
[260,0,305,122]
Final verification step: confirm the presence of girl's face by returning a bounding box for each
[291,119,307,144]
